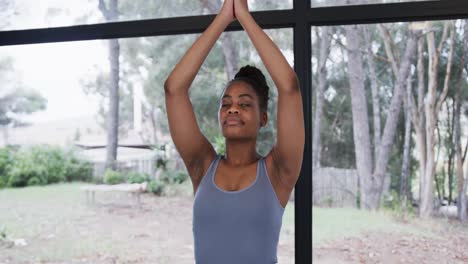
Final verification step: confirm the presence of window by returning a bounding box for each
[312,0,436,8]
[2,0,293,31]
[0,28,295,263]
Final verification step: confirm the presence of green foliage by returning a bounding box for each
[382,190,416,222]
[155,157,167,171]
[0,225,7,241]
[126,171,150,184]
[0,88,47,126]
[5,145,93,187]
[147,179,165,196]
[27,177,42,186]
[160,170,189,185]
[0,147,14,188]
[103,169,125,185]
[213,134,225,155]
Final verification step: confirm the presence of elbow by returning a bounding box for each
[164,79,179,96]
[289,72,300,91]
[164,79,173,95]
[280,72,300,94]
[164,78,188,96]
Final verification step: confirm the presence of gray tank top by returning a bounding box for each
[193,154,285,264]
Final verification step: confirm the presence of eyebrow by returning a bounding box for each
[222,94,254,99]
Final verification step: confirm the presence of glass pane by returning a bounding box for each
[312,20,468,262]
[312,0,436,8]
[1,0,292,31]
[0,28,294,263]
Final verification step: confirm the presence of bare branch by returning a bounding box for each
[378,24,399,78]
[437,21,449,55]
[435,21,455,115]
[98,0,111,21]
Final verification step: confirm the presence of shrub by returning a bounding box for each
[27,177,42,186]
[0,225,7,240]
[103,169,125,185]
[5,145,93,187]
[147,179,165,196]
[7,149,48,187]
[160,170,189,185]
[155,158,167,171]
[0,147,15,188]
[0,177,6,189]
[127,171,150,184]
[63,156,93,183]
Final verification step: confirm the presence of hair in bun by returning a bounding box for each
[232,65,270,112]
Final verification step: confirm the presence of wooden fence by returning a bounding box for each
[92,159,156,180]
[313,167,358,208]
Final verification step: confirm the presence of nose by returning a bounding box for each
[227,105,239,114]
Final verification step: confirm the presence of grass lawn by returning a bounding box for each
[313,207,413,245]
[5,183,463,263]
[0,182,296,263]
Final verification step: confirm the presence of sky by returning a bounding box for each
[1,0,105,124]
[2,40,106,124]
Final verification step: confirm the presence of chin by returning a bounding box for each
[221,131,257,141]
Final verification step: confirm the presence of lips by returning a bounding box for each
[224,116,243,126]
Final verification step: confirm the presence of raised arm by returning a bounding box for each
[164,0,234,187]
[235,0,305,189]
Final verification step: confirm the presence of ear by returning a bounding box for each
[261,112,268,127]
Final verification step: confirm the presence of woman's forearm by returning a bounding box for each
[237,12,299,93]
[164,15,232,95]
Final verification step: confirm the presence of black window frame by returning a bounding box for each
[1,0,468,263]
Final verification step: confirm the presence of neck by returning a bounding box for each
[223,138,260,166]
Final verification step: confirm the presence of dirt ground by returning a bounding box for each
[3,184,468,264]
[0,187,295,264]
[313,226,468,264]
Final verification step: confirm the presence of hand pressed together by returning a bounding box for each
[219,0,235,23]
[234,0,249,19]
[219,0,250,23]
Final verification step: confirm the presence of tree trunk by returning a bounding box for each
[346,25,418,209]
[455,72,465,220]
[420,21,455,218]
[345,25,376,209]
[400,75,412,202]
[373,30,418,206]
[457,20,468,221]
[363,25,382,164]
[412,36,427,213]
[313,27,331,169]
[447,101,455,204]
[99,0,120,170]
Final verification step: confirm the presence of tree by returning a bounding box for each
[0,89,47,144]
[400,75,413,204]
[345,23,418,209]
[98,0,121,170]
[409,21,456,217]
[312,27,332,169]
[456,20,468,221]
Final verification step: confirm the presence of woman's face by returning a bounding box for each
[218,81,266,140]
